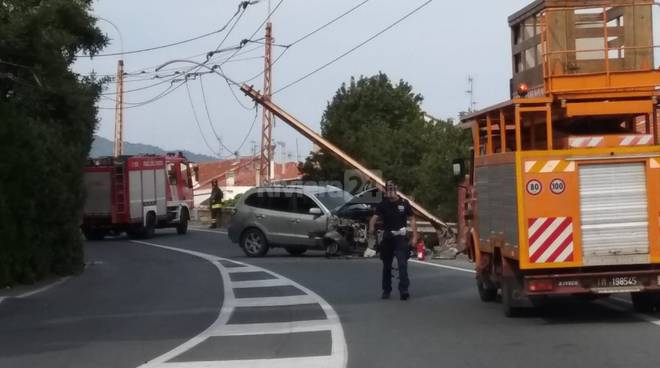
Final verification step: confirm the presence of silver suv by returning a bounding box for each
[228,185,353,257]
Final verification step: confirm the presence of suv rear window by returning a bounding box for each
[244,193,267,208]
[244,191,294,213]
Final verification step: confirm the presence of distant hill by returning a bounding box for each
[90,136,217,163]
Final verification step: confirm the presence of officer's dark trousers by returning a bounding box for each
[381,235,410,293]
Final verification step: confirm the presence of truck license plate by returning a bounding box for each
[595,276,638,288]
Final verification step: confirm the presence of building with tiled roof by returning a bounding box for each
[192,156,302,207]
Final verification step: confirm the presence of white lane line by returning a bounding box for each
[611,297,632,305]
[18,277,71,298]
[409,260,476,274]
[602,297,660,327]
[0,277,71,305]
[190,228,229,235]
[216,320,337,337]
[133,240,347,368]
[230,279,292,288]
[228,295,318,308]
[160,355,337,368]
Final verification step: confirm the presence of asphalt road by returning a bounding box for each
[2,229,660,368]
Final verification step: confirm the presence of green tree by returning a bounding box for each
[0,0,107,285]
[300,73,469,220]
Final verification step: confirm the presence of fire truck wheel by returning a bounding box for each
[241,228,269,257]
[143,213,156,239]
[631,292,657,313]
[476,275,497,302]
[176,209,189,235]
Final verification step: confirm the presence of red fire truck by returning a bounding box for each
[82,153,194,240]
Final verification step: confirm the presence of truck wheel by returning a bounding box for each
[241,228,269,257]
[632,292,657,313]
[502,280,523,317]
[285,247,307,256]
[143,213,156,239]
[176,209,189,235]
[476,275,497,302]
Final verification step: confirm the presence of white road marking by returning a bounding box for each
[133,240,347,368]
[225,267,262,274]
[409,260,475,274]
[159,356,337,368]
[603,297,660,327]
[228,295,319,307]
[17,277,71,298]
[230,279,292,288]
[190,228,228,235]
[0,277,70,305]
[217,320,337,336]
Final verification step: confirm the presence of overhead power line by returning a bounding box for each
[274,0,433,94]
[236,106,260,154]
[198,76,237,155]
[240,0,371,84]
[97,77,193,110]
[185,80,221,157]
[217,0,285,67]
[100,41,258,93]
[78,1,258,58]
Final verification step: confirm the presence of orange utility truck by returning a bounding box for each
[457,0,660,315]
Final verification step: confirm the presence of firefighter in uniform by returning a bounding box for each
[209,179,224,228]
[369,181,418,300]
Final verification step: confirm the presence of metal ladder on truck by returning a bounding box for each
[111,162,127,224]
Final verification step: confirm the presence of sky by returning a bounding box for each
[73,0,545,160]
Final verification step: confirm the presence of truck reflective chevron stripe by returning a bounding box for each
[620,134,653,146]
[524,160,576,174]
[569,136,604,148]
[650,158,660,169]
[528,217,574,263]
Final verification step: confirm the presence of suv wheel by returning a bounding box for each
[241,228,269,257]
[325,241,341,257]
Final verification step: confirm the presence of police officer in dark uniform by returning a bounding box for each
[369,181,418,300]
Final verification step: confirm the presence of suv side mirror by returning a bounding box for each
[452,159,467,180]
[309,207,323,216]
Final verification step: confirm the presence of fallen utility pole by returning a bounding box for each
[240,84,449,231]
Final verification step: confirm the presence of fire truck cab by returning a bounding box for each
[457,0,660,315]
[82,153,195,240]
